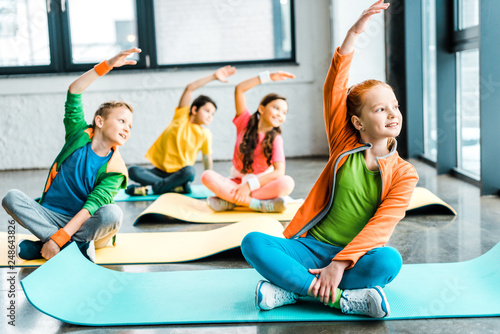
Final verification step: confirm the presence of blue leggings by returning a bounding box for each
[241,232,402,296]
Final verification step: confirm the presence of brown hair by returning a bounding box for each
[190,95,217,116]
[92,101,133,128]
[346,79,396,151]
[238,93,286,174]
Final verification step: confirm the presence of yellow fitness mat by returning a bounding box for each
[0,217,284,267]
[133,187,455,225]
[134,193,303,225]
[407,187,456,215]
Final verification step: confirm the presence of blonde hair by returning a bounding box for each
[347,79,396,151]
[92,101,133,128]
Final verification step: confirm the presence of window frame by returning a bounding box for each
[0,0,296,75]
[451,0,481,182]
[421,0,438,163]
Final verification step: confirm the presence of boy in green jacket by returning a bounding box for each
[2,47,141,262]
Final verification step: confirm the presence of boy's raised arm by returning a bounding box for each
[68,47,142,94]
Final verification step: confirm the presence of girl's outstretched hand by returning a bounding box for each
[351,0,390,35]
[215,65,237,82]
[270,71,295,82]
[339,0,389,55]
[107,47,142,68]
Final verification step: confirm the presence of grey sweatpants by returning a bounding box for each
[2,189,122,248]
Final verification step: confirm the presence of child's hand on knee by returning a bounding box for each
[309,260,349,305]
[231,183,251,205]
[41,239,61,260]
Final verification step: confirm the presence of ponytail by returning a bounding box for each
[239,112,260,173]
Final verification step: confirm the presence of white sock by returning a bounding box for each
[249,198,262,211]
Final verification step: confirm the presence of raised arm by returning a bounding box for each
[339,0,389,55]
[68,47,142,94]
[178,65,236,108]
[234,71,295,117]
[323,0,389,151]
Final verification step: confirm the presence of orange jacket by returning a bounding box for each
[283,48,418,269]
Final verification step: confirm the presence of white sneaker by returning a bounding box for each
[207,197,235,212]
[259,197,287,213]
[255,280,298,311]
[86,240,96,263]
[76,240,96,263]
[340,286,390,318]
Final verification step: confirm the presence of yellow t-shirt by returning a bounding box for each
[145,106,212,173]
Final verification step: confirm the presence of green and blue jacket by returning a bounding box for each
[39,91,128,215]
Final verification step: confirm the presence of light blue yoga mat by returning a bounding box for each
[114,184,214,202]
[21,242,500,326]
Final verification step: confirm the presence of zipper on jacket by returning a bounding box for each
[375,140,398,205]
[291,144,371,239]
[376,158,383,205]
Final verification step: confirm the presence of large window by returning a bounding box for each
[67,0,139,64]
[458,0,479,29]
[154,0,293,65]
[422,0,438,162]
[0,0,50,67]
[456,49,480,177]
[0,0,295,75]
[455,0,480,179]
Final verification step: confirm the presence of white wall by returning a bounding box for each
[0,0,386,171]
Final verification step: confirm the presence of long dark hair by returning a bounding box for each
[239,93,286,173]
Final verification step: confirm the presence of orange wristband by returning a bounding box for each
[94,60,112,76]
[50,228,71,248]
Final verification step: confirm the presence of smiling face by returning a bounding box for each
[258,98,288,129]
[191,102,216,126]
[351,85,402,141]
[95,106,133,147]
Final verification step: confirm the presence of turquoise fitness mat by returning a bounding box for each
[22,242,500,326]
[114,184,214,201]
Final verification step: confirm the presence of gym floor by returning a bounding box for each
[1,158,499,333]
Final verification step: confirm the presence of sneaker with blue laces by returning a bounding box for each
[255,280,298,311]
[207,196,236,212]
[340,286,390,318]
[259,197,287,213]
[16,239,44,261]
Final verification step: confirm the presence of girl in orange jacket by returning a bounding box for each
[241,0,418,318]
